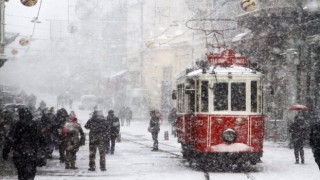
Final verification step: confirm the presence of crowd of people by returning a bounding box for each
[0,99,123,179]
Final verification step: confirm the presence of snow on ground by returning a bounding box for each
[1,102,319,180]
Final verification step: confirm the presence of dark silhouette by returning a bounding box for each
[310,120,320,170]
[55,108,69,163]
[148,110,161,151]
[106,110,120,154]
[289,111,307,164]
[2,107,46,180]
[85,110,108,171]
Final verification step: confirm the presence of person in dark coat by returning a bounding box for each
[148,110,161,151]
[106,110,120,154]
[85,110,108,171]
[54,108,69,163]
[289,111,307,164]
[2,107,46,180]
[168,108,177,137]
[61,116,85,169]
[310,120,320,170]
[40,107,56,159]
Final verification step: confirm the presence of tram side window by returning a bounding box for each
[251,81,257,112]
[177,84,183,112]
[214,83,228,111]
[201,81,208,112]
[231,83,246,111]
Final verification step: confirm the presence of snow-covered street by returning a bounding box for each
[1,107,319,180]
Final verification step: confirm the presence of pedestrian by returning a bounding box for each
[289,111,307,164]
[125,107,132,126]
[84,110,108,171]
[148,110,161,151]
[61,116,85,169]
[106,110,120,154]
[55,108,69,163]
[168,108,177,137]
[118,106,126,126]
[310,119,320,170]
[40,107,56,159]
[2,107,46,180]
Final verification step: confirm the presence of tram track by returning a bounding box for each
[122,132,257,180]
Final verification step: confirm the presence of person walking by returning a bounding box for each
[85,110,108,171]
[39,107,56,159]
[168,108,177,137]
[2,107,46,180]
[61,116,85,169]
[125,107,132,126]
[310,119,320,170]
[54,108,69,163]
[106,110,120,154]
[289,111,307,164]
[148,110,161,151]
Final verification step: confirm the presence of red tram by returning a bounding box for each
[174,49,264,167]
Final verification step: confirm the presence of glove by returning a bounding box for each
[3,153,8,161]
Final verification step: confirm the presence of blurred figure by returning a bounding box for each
[118,106,126,126]
[85,110,108,171]
[40,107,56,159]
[168,108,177,137]
[2,107,46,180]
[106,110,120,154]
[289,111,307,164]
[39,100,46,111]
[61,116,85,169]
[148,110,161,151]
[55,108,69,163]
[69,110,77,119]
[125,107,132,126]
[310,120,320,170]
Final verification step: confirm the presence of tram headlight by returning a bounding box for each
[221,129,237,144]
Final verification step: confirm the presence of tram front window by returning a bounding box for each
[214,83,228,111]
[231,83,246,111]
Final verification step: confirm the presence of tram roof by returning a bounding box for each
[186,65,262,77]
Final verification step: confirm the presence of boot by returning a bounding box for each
[70,162,78,169]
[65,163,70,169]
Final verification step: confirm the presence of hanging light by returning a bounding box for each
[20,0,38,7]
[19,37,30,46]
[240,0,257,12]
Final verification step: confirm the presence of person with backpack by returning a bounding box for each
[106,110,120,154]
[61,116,85,169]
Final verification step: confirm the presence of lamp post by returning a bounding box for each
[0,0,7,68]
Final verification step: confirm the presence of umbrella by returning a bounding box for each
[289,104,308,111]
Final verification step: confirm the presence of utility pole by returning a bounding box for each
[0,0,7,68]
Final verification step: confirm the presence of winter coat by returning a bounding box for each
[61,119,85,152]
[289,115,306,147]
[126,109,133,120]
[2,108,46,164]
[168,109,177,125]
[310,122,320,152]
[54,108,69,139]
[40,112,56,136]
[85,111,108,142]
[106,115,120,138]
[149,115,160,133]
